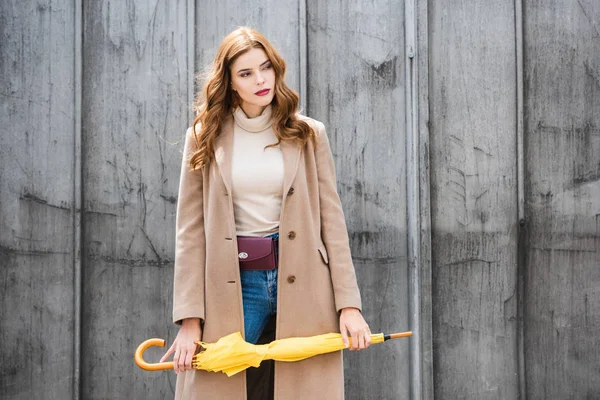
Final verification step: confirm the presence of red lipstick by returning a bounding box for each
[255,89,270,96]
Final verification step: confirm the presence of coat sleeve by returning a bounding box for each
[313,121,363,313]
[172,127,206,324]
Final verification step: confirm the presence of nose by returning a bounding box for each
[256,71,265,85]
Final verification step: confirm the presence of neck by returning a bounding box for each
[233,104,273,133]
[239,103,267,118]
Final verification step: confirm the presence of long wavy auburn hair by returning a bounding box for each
[189,27,316,170]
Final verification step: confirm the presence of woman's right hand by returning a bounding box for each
[160,318,202,374]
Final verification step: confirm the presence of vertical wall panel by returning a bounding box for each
[429,1,519,398]
[307,1,410,398]
[416,0,435,396]
[195,0,301,97]
[81,1,190,398]
[524,1,600,398]
[0,1,76,399]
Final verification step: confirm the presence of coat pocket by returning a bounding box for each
[317,245,329,265]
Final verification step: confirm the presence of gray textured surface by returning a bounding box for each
[0,1,76,399]
[195,0,301,96]
[79,0,190,398]
[307,1,411,399]
[523,0,600,398]
[2,0,600,399]
[428,0,520,398]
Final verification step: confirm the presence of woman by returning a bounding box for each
[160,27,371,399]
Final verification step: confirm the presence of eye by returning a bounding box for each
[263,63,272,70]
[240,72,251,78]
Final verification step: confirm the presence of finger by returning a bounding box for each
[359,332,366,350]
[184,346,194,371]
[350,328,359,351]
[356,329,365,350]
[178,348,188,373]
[173,348,181,374]
[159,342,176,363]
[362,327,371,349]
[365,329,372,348]
[340,323,349,348]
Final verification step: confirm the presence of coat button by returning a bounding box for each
[287,231,296,240]
[287,187,295,196]
[287,275,296,283]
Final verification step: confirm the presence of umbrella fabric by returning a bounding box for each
[192,332,266,375]
[193,332,386,377]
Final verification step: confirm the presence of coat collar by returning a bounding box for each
[213,116,302,197]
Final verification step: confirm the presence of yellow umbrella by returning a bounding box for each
[135,330,412,376]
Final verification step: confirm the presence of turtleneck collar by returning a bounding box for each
[233,105,273,133]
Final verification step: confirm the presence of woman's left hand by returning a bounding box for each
[339,307,372,351]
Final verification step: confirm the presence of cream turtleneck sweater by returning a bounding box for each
[231,105,284,237]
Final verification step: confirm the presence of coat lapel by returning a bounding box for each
[280,138,302,197]
[213,116,234,194]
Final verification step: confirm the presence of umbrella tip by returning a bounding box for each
[384,331,413,341]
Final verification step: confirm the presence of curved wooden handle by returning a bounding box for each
[134,338,174,371]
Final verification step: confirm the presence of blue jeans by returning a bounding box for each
[241,232,278,344]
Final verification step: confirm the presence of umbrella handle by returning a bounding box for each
[134,338,174,371]
[383,331,413,340]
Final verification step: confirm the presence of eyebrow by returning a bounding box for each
[237,60,271,73]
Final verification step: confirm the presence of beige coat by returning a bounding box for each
[172,114,362,399]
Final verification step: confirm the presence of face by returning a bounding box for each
[230,48,276,118]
